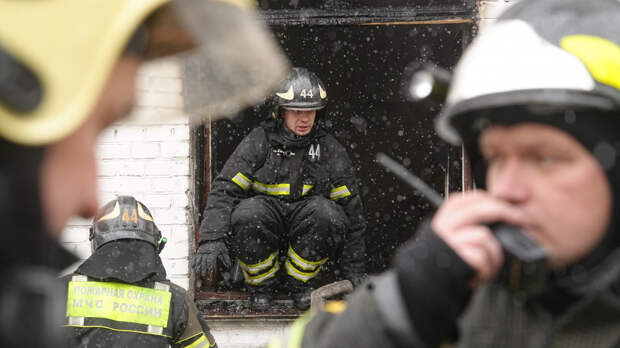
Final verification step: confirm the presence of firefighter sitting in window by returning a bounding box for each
[63,196,217,348]
[193,67,367,311]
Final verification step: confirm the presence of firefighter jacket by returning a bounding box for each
[63,240,217,348]
[270,224,620,348]
[199,120,366,275]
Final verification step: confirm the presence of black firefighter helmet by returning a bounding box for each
[271,67,328,119]
[89,196,162,251]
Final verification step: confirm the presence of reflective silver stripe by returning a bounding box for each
[72,275,88,282]
[243,262,280,285]
[302,185,313,196]
[67,316,85,326]
[330,185,351,200]
[232,172,251,191]
[68,275,88,325]
[154,282,170,291]
[287,246,328,271]
[148,325,164,335]
[147,282,170,335]
[238,251,278,274]
[252,181,290,195]
[285,259,321,283]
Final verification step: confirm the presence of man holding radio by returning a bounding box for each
[270,0,620,347]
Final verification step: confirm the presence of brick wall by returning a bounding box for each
[60,58,194,290]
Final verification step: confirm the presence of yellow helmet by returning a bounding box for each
[0,0,288,146]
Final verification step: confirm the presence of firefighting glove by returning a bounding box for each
[193,239,232,278]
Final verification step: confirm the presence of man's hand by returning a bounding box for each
[431,190,529,287]
[193,240,232,278]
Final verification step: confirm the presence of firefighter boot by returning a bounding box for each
[291,289,312,310]
[248,278,277,312]
[284,277,314,310]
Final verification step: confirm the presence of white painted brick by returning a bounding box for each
[148,176,190,193]
[162,259,189,277]
[99,125,190,143]
[137,91,183,109]
[140,58,181,78]
[151,207,188,225]
[64,242,92,260]
[60,54,192,289]
[60,226,90,244]
[99,176,151,193]
[161,141,190,158]
[141,194,175,209]
[144,159,190,176]
[124,107,188,125]
[150,77,183,93]
[96,143,131,159]
[160,238,189,259]
[168,276,189,291]
[66,216,92,227]
[99,159,188,177]
[158,224,190,243]
[160,224,191,244]
[141,193,189,209]
[146,125,191,141]
[132,142,161,159]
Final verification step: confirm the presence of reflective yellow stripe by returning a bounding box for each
[268,337,283,348]
[66,281,171,328]
[323,300,347,314]
[238,251,278,274]
[64,324,172,338]
[287,246,328,271]
[177,331,204,344]
[243,262,280,285]
[302,185,313,196]
[252,181,290,195]
[285,259,321,283]
[289,314,312,348]
[267,314,312,348]
[183,333,214,348]
[330,185,351,200]
[232,172,251,191]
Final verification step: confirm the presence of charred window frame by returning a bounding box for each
[189,1,477,318]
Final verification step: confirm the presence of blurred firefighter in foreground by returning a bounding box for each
[0,0,287,346]
[194,67,367,311]
[270,0,620,346]
[63,196,218,348]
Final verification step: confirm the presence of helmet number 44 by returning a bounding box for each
[300,89,313,98]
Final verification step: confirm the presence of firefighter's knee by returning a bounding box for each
[308,197,346,231]
[231,197,268,226]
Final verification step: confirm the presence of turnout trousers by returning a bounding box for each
[230,195,347,290]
